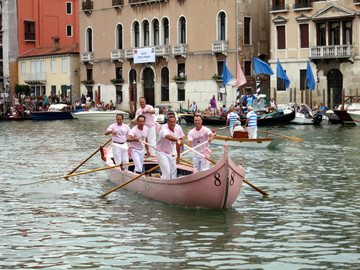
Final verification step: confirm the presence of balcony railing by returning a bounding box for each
[23,72,46,84]
[310,45,354,59]
[82,0,93,12]
[129,0,167,6]
[354,0,360,6]
[155,45,170,57]
[172,44,187,57]
[212,40,228,54]
[81,52,94,62]
[269,4,289,13]
[111,49,124,62]
[125,48,134,59]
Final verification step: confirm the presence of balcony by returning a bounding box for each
[293,1,313,11]
[81,52,94,63]
[129,0,167,6]
[269,4,289,13]
[112,0,124,8]
[172,44,187,58]
[212,40,228,55]
[310,45,354,60]
[23,72,46,84]
[111,49,124,62]
[82,0,93,13]
[155,45,170,60]
[355,0,360,6]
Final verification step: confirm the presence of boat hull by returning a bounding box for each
[348,111,360,126]
[72,110,129,120]
[333,110,355,125]
[32,111,73,120]
[211,135,284,148]
[102,147,245,209]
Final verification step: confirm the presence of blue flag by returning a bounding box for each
[222,58,233,87]
[306,61,315,90]
[276,59,290,88]
[253,57,274,75]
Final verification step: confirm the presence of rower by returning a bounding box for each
[187,115,214,172]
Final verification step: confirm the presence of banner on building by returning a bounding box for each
[133,47,155,64]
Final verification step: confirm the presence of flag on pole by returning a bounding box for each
[276,59,290,88]
[222,58,233,87]
[306,61,315,90]
[253,57,274,75]
[233,60,247,88]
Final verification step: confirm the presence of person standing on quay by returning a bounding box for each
[131,97,157,156]
[105,114,130,166]
[244,106,257,139]
[155,115,184,179]
[187,115,214,172]
[127,115,150,174]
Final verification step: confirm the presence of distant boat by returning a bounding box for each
[32,104,73,120]
[72,108,129,120]
[101,146,245,209]
[211,135,284,149]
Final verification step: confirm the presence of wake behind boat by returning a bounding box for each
[101,146,245,209]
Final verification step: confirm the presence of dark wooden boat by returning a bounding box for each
[181,110,295,126]
[32,104,73,120]
[333,110,356,125]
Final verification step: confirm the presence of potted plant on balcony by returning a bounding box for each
[110,78,124,85]
[173,75,186,82]
[81,79,94,85]
[212,74,223,81]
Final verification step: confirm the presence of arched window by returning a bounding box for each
[116,24,123,49]
[134,21,140,47]
[143,20,149,47]
[218,12,226,40]
[179,17,186,44]
[153,19,159,46]
[161,67,169,101]
[86,27,93,52]
[163,18,169,45]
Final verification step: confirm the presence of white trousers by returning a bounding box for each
[131,148,145,173]
[156,151,177,179]
[193,153,209,172]
[147,125,156,155]
[246,126,257,139]
[112,143,129,166]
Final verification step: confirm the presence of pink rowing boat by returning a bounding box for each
[101,146,245,209]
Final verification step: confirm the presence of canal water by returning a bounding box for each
[0,119,359,269]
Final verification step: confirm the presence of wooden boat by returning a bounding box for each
[32,104,73,120]
[348,111,360,126]
[72,108,129,120]
[181,110,295,126]
[333,103,360,125]
[101,146,245,209]
[211,134,285,148]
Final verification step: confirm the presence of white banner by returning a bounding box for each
[133,47,155,64]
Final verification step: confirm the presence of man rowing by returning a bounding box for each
[187,115,214,172]
[155,114,184,179]
[127,115,150,174]
[130,97,156,156]
[105,113,130,166]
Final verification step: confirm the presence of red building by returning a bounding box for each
[17,0,79,55]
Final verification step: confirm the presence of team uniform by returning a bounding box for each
[128,126,149,173]
[187,126,212,172]
[155,125,184,179]
[246,111,257,139]
[135,105,156,155]
[107,122,131,166]
[227,112,239,136]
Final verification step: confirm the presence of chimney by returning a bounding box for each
[52,36,60,51]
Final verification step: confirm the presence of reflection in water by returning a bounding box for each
[0,120,359,269]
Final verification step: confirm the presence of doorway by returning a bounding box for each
[327,69,342,108]
[143,67,155,106]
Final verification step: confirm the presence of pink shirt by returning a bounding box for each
[107,123,130,143]
[128,126,149,150]
[135,105,156,127]
[156,124,184,154]
[187,126,212,153]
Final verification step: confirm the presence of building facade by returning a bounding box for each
[17,38,80,102]
[269,0,360,108]
[79,0,269,113]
